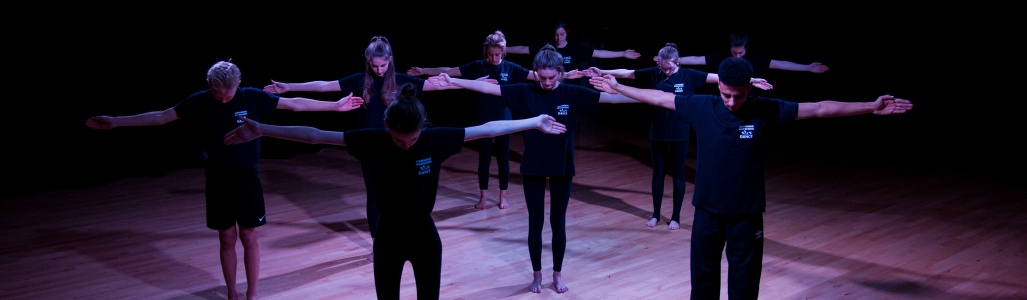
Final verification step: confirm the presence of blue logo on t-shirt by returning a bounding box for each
[234,111,248,123]
[500,72,509,83]
[673,83,684,93]
[416,157,432,175]
[556,104,569,116]
[738,125,754,139]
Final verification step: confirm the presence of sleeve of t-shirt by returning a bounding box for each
[337,73,362,96]
[509,62,531,84]
[457,61,483,78]
[634,67,657,83]
[172,90,206,118]
[435,127,466,159]
[684,68,710,89]
[245,87,280,116]
[396,73,426,92]
[573,85,601,112]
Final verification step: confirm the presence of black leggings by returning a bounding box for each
[361,162,379,239]
[650,139,689,223]
[523,175,571,272]
[373,216,442,300]
[477,134,511,190]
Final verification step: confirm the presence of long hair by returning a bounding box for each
[384,83,429,133]
[364,36,397,106]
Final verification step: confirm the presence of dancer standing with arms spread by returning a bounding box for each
[224,83,567,300]
[85,60,364,300]
[429,44,640,294]
[263,36,459,261]
[590,57,912,299]
[584,43,772,230]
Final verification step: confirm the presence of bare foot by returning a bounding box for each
[246,292,258,300]
[668,220,680,230]
[226,290,240,300]
[367,252,374,262]
[553,271,569,293]
[475,190,489,210]
[498,190,509,209]
[646,217,658,228]
[528,271,543,293]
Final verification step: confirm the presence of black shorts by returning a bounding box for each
[205,168,266,230]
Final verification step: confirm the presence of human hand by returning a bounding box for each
[336,92,365,111]
[873,94,913,115]
[536,114,567,134]
[224,116,261,145]
[407,67,423,76]
[263,80,288,94]
[809,62,829,73]
[751,78,774,90]
[624,49,641,59]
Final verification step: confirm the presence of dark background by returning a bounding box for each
[6,7,1016,197]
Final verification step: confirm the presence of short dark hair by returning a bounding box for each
[717,57,753,87]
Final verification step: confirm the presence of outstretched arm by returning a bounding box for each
[407,66,463,77]
[593,49,641,59]
[796,95,913,120]
[656,55,706,65]
[506,45,530,55]
[263,79,343,94]
[706,73,774,90]
[769,60,830,73]
[582,67,635,79]
[85,108,179,129]
[464,114,567,140]
[426,73,502,95]
[589,75,676,109]
[277,93,364,112]
[224,116,347,146]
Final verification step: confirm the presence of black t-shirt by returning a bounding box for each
[337,73,426,128]
[673,94,798,215]
[533,41,595,86]
[633,67,709,141]
[458,60,531,122]
[344,127,465,218]
[499,83,600,176]
[173,87,279,170]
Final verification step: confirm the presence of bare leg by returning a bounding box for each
[553,270,569,293]
[218,227,240,300]
[498,189,509,209]
[239,227,260,300]
[646,217,659,228]
[475,189,488,210]
[528,270,543,293]
[668,220,680,230]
